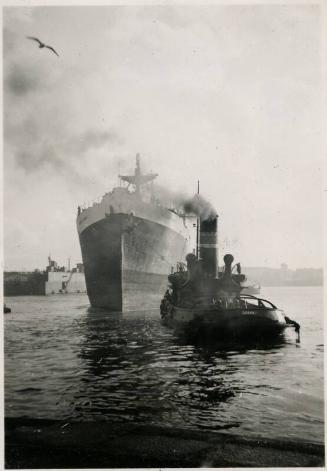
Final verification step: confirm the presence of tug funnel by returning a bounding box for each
[199,215,218,278]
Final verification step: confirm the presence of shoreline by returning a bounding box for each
[5,417,325,468]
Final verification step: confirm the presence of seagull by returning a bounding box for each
[27,36,59,57]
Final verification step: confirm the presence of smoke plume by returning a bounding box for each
[152,184,217,220]
[152,184,188,208]
[183,194,217,220]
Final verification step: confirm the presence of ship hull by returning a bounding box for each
[79,214,188,311]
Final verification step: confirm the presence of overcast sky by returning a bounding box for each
[3,4,322,271]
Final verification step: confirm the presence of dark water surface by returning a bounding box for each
[5,287,324,443]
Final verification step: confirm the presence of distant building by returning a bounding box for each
[292,268,323,286]
[244,266,323,287]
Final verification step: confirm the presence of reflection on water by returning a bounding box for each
[4,287,324,443]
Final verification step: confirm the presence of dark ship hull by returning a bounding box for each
[161,303,289,339]
[79,213,188,311]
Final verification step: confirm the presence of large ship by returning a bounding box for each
[76,155,196,311]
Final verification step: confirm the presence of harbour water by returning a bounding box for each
[4,286,324,444]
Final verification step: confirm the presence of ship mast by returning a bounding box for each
[119,153,158,195]
[196,180,200,259]
[134,154,142,195]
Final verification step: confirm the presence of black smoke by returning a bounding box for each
[152,184,216,220]
[183,194,217,220]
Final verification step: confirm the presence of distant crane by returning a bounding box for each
[63,270,74,293]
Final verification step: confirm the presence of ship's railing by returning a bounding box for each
[79,186,136,211]
[239,294,277,310]
[79,194,104,211]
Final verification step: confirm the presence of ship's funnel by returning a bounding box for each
[199,215,218,278]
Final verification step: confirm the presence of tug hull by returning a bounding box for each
[162,304,288,339]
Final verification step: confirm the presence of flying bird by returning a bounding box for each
[27,36,59,57]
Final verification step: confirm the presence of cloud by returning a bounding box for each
[3,5,322,270]
[3,26,18,54]
[67,129,123,154]
[8,127,124,176]
[3,19,125,179]
[5,62,43,96]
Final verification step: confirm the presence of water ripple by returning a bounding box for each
[4,288,324,443]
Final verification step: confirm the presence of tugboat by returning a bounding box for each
[160,213,300,340]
